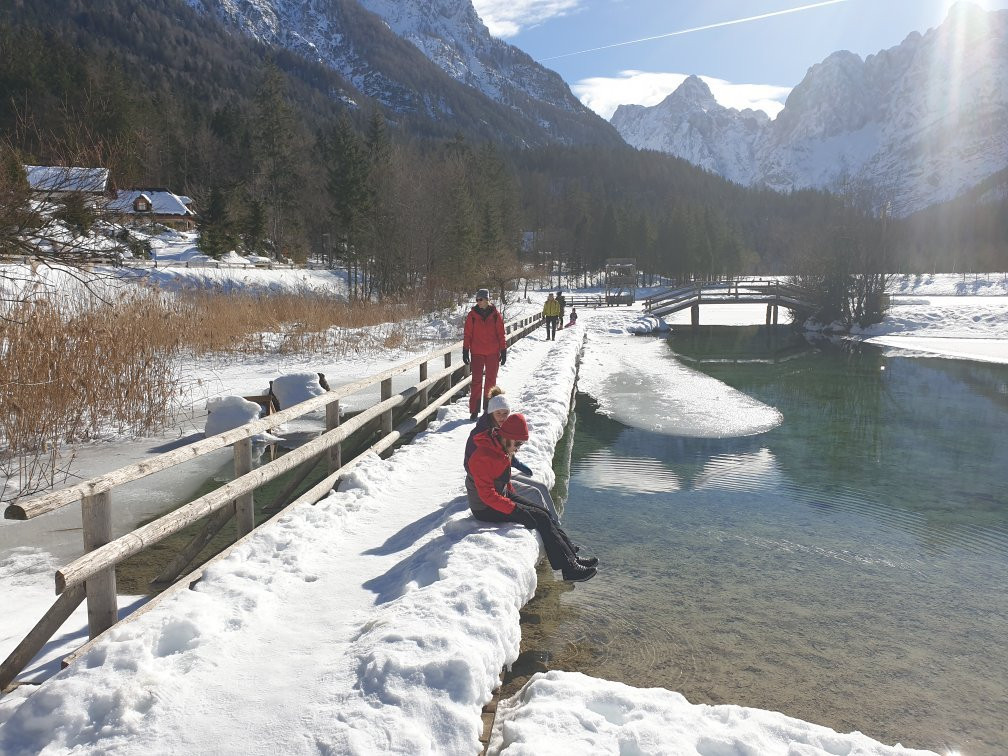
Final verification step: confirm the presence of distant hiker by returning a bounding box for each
[464,388,560,523]
[463,288,507,421]
[466,414,597,582]
[567,307,578,327]
[542,293,560,341]
[556,290,566,329]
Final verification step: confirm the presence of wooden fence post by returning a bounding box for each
[233,438,254,536]
[419,362,429,409]
[381,378,393,437]
[326,398,341,473]
[81,491,117,639]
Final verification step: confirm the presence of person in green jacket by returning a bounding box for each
[542,293,560,340]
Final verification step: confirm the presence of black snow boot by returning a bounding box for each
[576,555,599,568]
[561,563,597,582]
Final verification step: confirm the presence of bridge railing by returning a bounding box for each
[0,311,543,690]
[644,279,812,314]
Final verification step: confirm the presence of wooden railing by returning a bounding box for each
[644,279,814,315]
[0,312,542,690]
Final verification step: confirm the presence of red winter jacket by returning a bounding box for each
[466,430,515,514]
[463,305,506,356]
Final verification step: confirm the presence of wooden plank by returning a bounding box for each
[81,491,117,638]
[0,585,85,691]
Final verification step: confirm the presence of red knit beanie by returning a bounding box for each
[498,413,529,441]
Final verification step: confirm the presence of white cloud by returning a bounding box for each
[571,70,792,120]
[471,0,582,38]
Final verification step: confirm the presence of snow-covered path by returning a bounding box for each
[0,319,586,755]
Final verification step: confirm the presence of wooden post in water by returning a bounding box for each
[81,491,117,638]
[233,438,254,536]
[381,378,393,438]
[326,398,341,473]
[690,303,700,327]
[766,303,773,324]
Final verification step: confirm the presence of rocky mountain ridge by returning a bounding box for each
[186,0,619,146]
[611,3,1008,214]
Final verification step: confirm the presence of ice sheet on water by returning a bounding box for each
[579,331,782,438]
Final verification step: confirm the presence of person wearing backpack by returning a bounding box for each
[463,288,507,421]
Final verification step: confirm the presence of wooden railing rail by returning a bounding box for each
[0,311,541,691]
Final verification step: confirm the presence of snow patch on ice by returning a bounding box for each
[580,323,782,438]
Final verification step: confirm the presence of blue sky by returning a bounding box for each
[471,0,1008,118]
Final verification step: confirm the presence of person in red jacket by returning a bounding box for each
[465,413,597,582]
[462,288,507,420]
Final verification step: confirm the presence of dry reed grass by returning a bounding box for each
[1,283,431,501]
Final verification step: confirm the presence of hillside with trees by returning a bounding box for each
[1,0,1002,303]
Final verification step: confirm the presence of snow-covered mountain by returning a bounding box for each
[185,0,618,146]
[611,2,1008,214]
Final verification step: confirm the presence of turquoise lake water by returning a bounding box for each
[527,326,1008,755]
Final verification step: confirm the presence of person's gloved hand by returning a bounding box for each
[462,347,470,365]
[500,348,507,366]
[512,458,533,476]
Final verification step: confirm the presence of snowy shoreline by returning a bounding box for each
[626,276,1008,365]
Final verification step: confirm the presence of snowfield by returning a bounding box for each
[3,271,999,754]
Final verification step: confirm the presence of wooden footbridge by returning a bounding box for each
[644,279,816,325]
[0,313,542,691]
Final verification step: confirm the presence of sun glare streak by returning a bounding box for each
[543,0,848,60]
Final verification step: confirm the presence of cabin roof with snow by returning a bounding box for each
[108,189,195,217]
[24,165,110,194]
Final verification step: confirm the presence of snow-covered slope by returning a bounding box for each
[186,0,618,146]
[611,2,1008,214]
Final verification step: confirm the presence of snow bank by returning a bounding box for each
[852,296,1008,364]
[888,272,1008,296]
[489,671,937,756]
[626,314,668,335]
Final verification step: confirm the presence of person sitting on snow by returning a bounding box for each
[465,413,597,582]
[464,387,560,523]
[567,307,578,327]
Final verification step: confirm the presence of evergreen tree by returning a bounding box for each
[197,185,234,259]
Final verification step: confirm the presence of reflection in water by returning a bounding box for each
[528,330,1008,756]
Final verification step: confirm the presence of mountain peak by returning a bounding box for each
[663,75,717,110]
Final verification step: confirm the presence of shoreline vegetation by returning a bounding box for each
[0,278,430,503]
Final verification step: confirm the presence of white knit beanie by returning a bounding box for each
[487,394,510,414]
